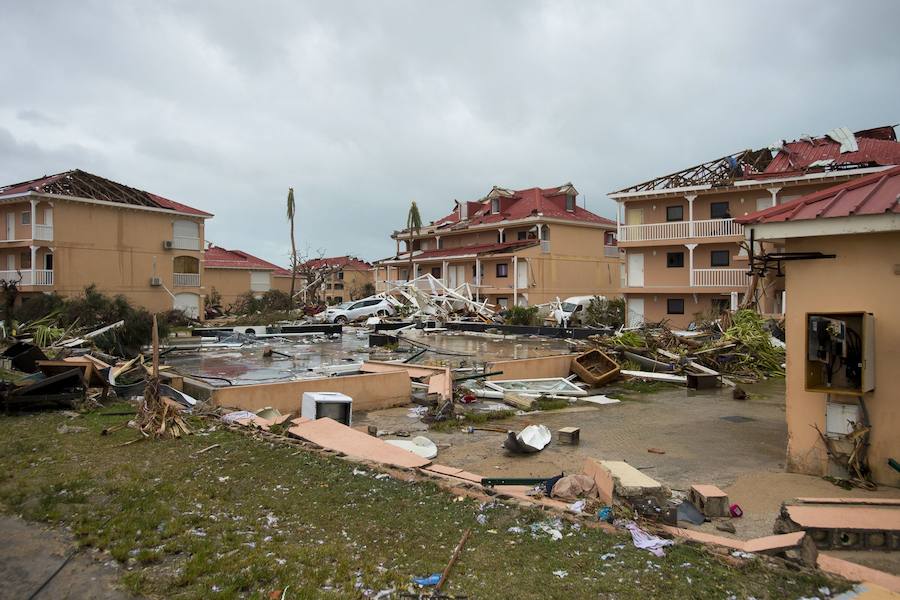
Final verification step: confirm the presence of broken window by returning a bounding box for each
[667,298,684,314]
[710,250,730,267]
[496,263,508,278]
[710,201,731,219]
[666,206,684,222]
[666,252,684,268]
[431,266,441,278]
[565,195,576,212]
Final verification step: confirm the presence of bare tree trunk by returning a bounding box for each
[289,214,297,309]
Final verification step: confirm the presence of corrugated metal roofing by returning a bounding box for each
[389,240,539,262]
[737,165,900,224]
[764,130,900,174]
[300,256,371,271]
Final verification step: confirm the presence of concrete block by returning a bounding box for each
[689,484,730,517]
[558,427,580,445]
[584,459,665,503]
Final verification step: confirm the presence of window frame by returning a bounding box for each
[666,205,684,222]
[21,211,31,225]
[667,298,685,315]
[565,195,576,212]
[491,198,500,214]
[431,266,442,279]
[496,263,509,278]
[710,201,731,219]
[666,252,685,268]
[710,250,730,267]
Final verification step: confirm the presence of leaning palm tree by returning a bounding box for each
[405,201,422,283]
[287,188,297,307]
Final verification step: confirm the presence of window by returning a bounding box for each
[250,270,271,292]
[496,297,509,309]
[565,195,576,212]
[710,250,730,267]
[491,198,500,214]
[338,271,344,280]
[710,201,731,219]
[44,254,53,270]
[496,263,508,278]
[20,252,31,269]
[711,298,730,314]
[21,211,30,225]
[431,266,442,278]
[437,238,444,249]
[517,231,527,241]
[666,206,684,222]
[333,283,344,290]
[173,219,200,249]
[173,255,199,274]
[666,252,684,268]
[399,268,409,281]
[667,298,685,314]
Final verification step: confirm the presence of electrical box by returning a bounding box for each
[805,312,874,395]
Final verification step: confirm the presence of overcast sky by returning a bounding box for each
[1,1,898,265]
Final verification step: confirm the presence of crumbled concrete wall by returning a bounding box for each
[486,354,573,381]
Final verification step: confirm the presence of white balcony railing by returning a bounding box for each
[32,224,53,241]
[172,236,201,250]
[619,218,743,242]
[0,269,54,286]
[604,245,620,257]
[691,268,750,287]
[173,272,200,287]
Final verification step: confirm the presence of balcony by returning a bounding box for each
[604,245,620,257]
[619,218,743,243]
[173,272,200,287]
[32,224,53,241]
[172,236,201,250]
[0,269,54,286]
[691,268,750,287]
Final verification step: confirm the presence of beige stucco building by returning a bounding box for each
[374,184,621,308]
[609,126,900,328]
[739,165,900,486]
[204,245,290,310]
[0,170,211,318]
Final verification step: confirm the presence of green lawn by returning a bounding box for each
[0,406,844,599]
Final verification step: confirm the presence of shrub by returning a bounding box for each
[505,305,540,326]
[13,292,65,324]
[228,289,293,315]
[584,296,626,328]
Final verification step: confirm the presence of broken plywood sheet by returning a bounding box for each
[288,417,430,469]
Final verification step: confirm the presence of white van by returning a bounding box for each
[552,295,604,326]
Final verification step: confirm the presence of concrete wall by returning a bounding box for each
[204,268,255,308]
[211,371,413,415]
[782,231,900,486]
[624,292,727,328]
[486,354,574,380]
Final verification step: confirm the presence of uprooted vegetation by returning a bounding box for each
[5,285,171,356]
[0,406,846,599]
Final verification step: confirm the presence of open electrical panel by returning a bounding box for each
[805,312,874,395]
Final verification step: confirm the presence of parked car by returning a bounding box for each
[323,298,395,324]
[549,295,604,326]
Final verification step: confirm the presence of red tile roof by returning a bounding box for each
[432,185,615,229]
[763,128,900,175]
[0,169,212,217]
[737,165,900,225]
[205,245,288,272]
[299,256,371,271]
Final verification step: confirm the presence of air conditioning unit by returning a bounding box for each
[150,277,162,286]
[163,240,174,249]
[302,392,353,426]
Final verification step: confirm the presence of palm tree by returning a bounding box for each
[287,187,297,307]
[405,201,422,283]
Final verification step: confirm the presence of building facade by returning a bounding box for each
[738,166,900,486]
[283,256,373,305]
[0,170,211,318]
[204,245,290,309]
[609,126,900,328]
[373,184,621,308]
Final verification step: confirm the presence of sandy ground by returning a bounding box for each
[356,378,900,575]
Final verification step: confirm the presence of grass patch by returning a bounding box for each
[620,379,678,394]
[428,409,516,432]
[0,405,846,599]
[533,397,570,411]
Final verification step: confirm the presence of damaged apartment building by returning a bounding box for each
[373,184,622,308]
[609,125,900,328]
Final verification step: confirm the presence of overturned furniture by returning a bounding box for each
[570,349,620,386]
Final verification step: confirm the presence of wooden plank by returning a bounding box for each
[621,370,687,383]
[288,417,430,469]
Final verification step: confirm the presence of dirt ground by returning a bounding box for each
[0,515,134,599]
[357,378,900,575]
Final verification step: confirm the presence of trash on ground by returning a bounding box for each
[503,424,552,453]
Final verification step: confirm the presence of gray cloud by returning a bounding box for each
[0,1,898,266]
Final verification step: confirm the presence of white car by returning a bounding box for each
[323,298,395,324]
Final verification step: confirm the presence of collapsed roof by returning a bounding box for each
[612,125,900,194]
[0,169,212,217]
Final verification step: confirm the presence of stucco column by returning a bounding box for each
[475,258,481,302]
[685,243,697,287]
[767,187,781,207]
[442,260,448,286]
[616,201,622,240]
[29,245,37,286]
[29,199,37,239]
[498,228,505,244]
[686,194,697,237]
[513,258,518,306]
